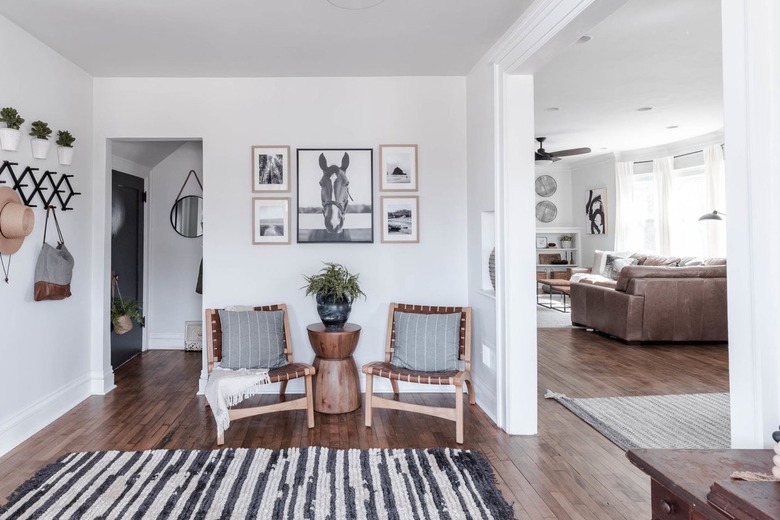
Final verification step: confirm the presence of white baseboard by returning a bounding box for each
[473,379,498,424]
[148,333,184,350]
[0,373,92,458]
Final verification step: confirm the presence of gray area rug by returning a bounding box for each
[0,446,514,519]
[545,391,730,450]
[537,308,575,328]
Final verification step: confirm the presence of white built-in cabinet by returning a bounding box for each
[535,226,581,278]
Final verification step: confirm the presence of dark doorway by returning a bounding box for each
[111,170,145,369]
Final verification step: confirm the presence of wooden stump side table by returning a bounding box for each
[307,323,361,414]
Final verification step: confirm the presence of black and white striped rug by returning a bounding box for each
[0,447,514,519]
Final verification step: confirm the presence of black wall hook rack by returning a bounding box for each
[0,160,81,211]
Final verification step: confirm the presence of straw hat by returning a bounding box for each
[0,187,34,255]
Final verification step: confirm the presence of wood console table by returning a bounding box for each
[306,323,361,414]
[627,449,780,519]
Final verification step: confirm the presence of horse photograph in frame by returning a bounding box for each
[297,148,373,243]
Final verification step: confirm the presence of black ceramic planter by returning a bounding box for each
[316,294,352,330]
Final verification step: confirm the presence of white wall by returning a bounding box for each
[0,14,94,456]
[466,63,499,421]
[534,163,573,228]
[92,77,469,394]
[147,142,203,349]
[570,154,616,266]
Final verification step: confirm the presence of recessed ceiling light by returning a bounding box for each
[576,35,592,44]
[637,107,653,112]
[327,0,384,9]
[544,107,560,112]
[666,125,679,129]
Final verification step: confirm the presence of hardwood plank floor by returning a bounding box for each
[0,329,728,518]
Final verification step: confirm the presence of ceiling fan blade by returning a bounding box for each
[549,147,592,157]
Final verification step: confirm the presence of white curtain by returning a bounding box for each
[614,161,635,251]
[704,144,727,257]
[653,157,673,255]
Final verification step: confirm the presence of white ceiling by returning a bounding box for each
[533,0,723,163]
[112,140,191,169]
[0,0,532,77]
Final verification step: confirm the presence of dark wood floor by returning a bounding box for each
[0,329,728,519]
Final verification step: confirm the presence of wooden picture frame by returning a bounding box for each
[297,148,374,243]
[252,197,291,244]
[252,145,290,192]
[381,196,419,243]
[379,144,418,191]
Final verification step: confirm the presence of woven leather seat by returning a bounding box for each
[205,304,315,445]
[362,303,474,444]
[363,361,459,385]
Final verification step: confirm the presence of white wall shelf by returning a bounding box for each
[535,226,582,277]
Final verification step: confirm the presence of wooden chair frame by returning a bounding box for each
[205,304,315,445]
[362,303,475,444]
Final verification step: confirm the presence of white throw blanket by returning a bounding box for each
[205,366,271,435]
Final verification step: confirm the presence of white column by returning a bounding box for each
[498,74,537,434]
[721,0,780,447]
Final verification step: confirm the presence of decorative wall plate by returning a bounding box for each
[535,175,557,197]
[535,200,558,223]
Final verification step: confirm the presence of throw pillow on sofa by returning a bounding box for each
[602,253,636,280]
[608,257,639,279]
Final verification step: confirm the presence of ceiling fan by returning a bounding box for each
[534,137,591,162]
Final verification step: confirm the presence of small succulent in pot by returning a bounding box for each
[0,107,25,151]
[56,130,75,147]
[29,120,52,139]
[0,107,24,130]
[303,262,366,329]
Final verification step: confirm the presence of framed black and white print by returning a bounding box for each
[380,144,418,191]
[381,196,419,243]
[585,188,607,234]
[252,197,290,244]
[297,148,373,243]
[252,145,290,192]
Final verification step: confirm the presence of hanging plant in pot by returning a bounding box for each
[56,130,75,165]
[111,296,144,335]
[303,262,366,330]
[0,107,25,151]
[29,120,52,159]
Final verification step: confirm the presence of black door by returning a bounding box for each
[111,170,145,369]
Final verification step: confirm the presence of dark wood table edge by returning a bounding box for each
[627,449,775,520]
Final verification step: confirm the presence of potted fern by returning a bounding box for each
[56,130,75,165]
[29,120,52,159]
[303,262,366,329]
[111,296,144,335]
[0,107,24,151]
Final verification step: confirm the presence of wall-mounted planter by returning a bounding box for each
[31,138,51,159]
[57,146,74,166]
[0,128,21,151]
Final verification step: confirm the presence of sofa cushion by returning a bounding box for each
[591,250,609,276]
[615,265,727,292]
[703,257,727,266]
[637,254,681,266]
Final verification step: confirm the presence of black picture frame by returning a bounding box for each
[297,148,374,243]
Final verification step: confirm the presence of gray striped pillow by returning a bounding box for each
[391,311,461,372]
[218,310,288,370]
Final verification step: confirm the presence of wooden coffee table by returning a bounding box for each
[537,279,572,312]
[306,323,361,414]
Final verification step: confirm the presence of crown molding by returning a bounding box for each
[614,130,724,163]
[479,0,629,74]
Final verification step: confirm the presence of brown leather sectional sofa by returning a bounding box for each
[570,255,728,343]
